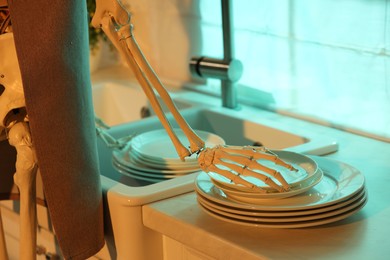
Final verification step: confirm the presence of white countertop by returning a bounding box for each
[142,120,390,260]
[91,66,389,259]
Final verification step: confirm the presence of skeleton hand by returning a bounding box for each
[95,116,134,150]
[198,145,298,192]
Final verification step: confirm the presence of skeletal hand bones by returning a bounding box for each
[92,0,298,192]
[198,145,298,192]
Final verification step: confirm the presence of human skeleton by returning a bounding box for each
[0,0,297,259]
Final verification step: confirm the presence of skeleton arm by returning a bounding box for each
[91,0,297,192]
[92,0,204,160]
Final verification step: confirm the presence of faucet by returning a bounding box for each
[189,0,243,109]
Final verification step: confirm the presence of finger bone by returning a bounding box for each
[215,158,286,192]
[207,164,264,192]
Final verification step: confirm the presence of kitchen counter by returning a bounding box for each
[90,66,389,259]
[142,122,390,259]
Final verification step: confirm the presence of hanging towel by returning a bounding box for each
[6,0,105,259]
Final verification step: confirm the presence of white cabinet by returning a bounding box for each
[163,236,215,260]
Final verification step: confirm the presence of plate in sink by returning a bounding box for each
[130,128,225,163]
[112,153,199,175]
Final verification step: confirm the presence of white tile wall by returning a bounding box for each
[233,0,289,36]
[122,0,390,139]
[294,0,386,52]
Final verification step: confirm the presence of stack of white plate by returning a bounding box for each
[195,154,367,228]
[112,129,225,183]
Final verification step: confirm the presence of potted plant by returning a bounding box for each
[87,0,119,71]
[87,0,108,53]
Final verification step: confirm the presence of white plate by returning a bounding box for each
[196,187,366,217]
[208,150,318,193]
[131,129,225,163]
[130,150,200,170]
[112,157,199,178]
[112,159,180,179]
[113,160,200,183]
[113,162,165,183]
[214,169,323,201]
[113,150,200,175]
[195,156,365,211]
[198,197,367,228]
[198,190,366,222]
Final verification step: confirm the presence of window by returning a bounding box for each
[196,0,390,140]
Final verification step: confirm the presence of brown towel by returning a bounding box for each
[6,0,104,259]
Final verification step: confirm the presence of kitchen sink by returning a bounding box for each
[98,106,338,190]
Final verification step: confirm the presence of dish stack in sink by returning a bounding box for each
[195,151,367,228]
[112,129,225,183]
